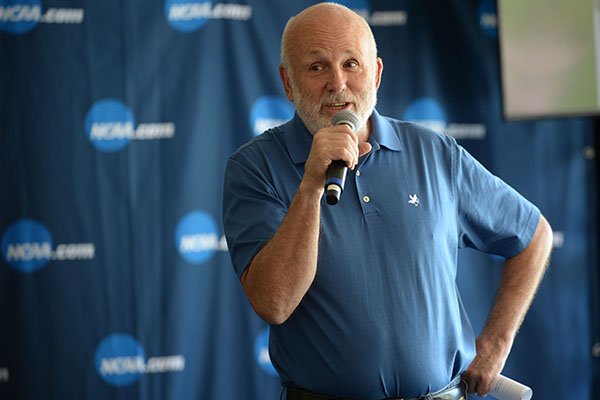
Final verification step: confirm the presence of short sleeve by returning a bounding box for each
[455,143,540,258]
[222,155,288,279]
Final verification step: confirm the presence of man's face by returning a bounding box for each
[282,21,383,135]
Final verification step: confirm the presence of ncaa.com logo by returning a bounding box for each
[403,97,486,140]
[175,210,227,264]
[0,0,84,34]
[95,333,185,387]
[249,96,294,136]
[1,219,95,273]
[339,0,407,27]
[165,0,251,32]
[254,326,277,376]
[478,0,498,38]
[85,99,175,152]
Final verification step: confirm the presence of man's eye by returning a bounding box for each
[345,60,358,68]
[310,64,323,72]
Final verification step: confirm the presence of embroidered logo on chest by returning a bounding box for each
[408,194,420,207]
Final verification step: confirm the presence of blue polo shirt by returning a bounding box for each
[222,110,540,399]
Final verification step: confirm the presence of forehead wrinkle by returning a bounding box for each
[304,47,364,58]
[296,29,368,61]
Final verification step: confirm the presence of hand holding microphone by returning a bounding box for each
[325,110,361,205]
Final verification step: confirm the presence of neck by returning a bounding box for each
[357,118,371,143]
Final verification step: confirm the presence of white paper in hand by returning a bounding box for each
[488,375,533,400]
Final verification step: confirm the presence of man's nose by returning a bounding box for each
[326,67,347,93]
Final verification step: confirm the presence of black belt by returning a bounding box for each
[285,378,467,400]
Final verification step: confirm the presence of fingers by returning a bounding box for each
[330,126,360,169]
[303,125,370,191]
[312,125,361,169]
[462,369,496,397]
[462,334,510,398]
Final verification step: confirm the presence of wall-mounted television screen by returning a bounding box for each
[498,0,600,119]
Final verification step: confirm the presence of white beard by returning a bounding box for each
[289,75,378,135]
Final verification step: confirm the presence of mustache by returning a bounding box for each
[320,94,355,105]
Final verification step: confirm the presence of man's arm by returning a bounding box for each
[240,125,372,325]
[462,214,553,396]
[241,179,322,325]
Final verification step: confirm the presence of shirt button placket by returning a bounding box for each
[355,168,372,212]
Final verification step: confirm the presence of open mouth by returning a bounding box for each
[326,102,351,110]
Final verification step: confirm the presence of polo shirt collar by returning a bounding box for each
[286,114,314,164]
[286,109,401,164]
[369,109,402,152]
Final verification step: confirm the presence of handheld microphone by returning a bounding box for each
[325,110,360,205]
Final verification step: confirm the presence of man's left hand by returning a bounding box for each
[462,334,511,397]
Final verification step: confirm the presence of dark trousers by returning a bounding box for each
[283,379,467,400]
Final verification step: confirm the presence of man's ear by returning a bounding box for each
[374,57,383,90]
[279,65,294,102]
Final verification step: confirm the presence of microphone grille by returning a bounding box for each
[332,110,360,132]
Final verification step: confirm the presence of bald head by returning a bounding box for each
[277,2,383,136]
[280,3,378,72]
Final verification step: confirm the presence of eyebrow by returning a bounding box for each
[304,48,362,59]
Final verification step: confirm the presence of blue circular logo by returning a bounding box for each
[0,0,42,34]
[403,97,447,133]
[249,96,294,136]
[254,327,277,376]
[478,0,498,38]
[175,211,219,264]
[85,99,135,152]
[165,0,213,32]
[95,333,146,387]
[1,219,53,272]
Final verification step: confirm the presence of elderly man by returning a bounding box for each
[223,3,553,400]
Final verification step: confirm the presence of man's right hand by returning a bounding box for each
[302,124,372,192]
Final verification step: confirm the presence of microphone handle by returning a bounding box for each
[325,160,348,205]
